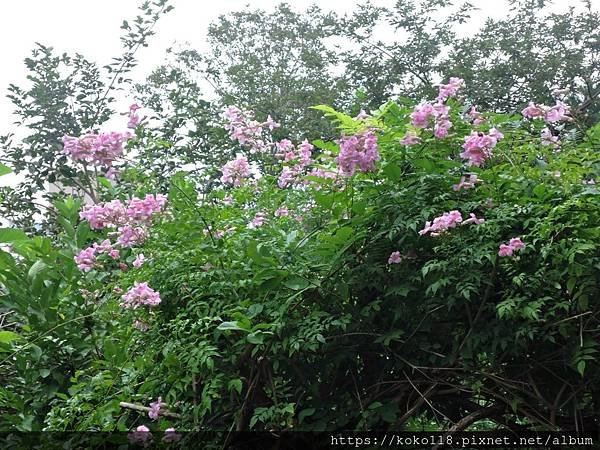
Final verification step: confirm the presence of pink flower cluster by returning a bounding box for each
[498,237,525,257]
[337,131,380,176]
[419,210,484,236]
[436,77,465,102]
[411,102,453,138]
[128,103,141,129]
[453,174,480,192]
[410,77,464,139]
[223,105,279,154]
[459,128,504,167]
[148,397,166,420]
[74,239,120,272]
[540,128,560,147]
[80,194,167,230]
[275,206,289,217]
[276,139,314,188]
[419,210,463,236]
[522,101,570,122]
[62,131,129,166]
[75,195,165,271]
[121,282,161,308]
[249,212,268,228]
[220,155,252,187]
[468,107,486,125]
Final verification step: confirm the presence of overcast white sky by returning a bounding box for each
[0,0,591,187]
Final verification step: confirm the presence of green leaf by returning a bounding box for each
[283,276,310,290]
[383,163,402,182]
[228,379,243,395]
[0,331,21,344]
[0,164,12,176]
[246,332,265,345]
[0,228,29,243]
[28,260,47,280]
[298,408,316,424]
[217,321,250,332]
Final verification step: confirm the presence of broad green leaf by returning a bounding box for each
[0,331,21,344]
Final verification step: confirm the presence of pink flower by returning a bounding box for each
[275,206,289,217]
[128,425,152,445]
[133,253,146,268]
[162,428,182,443]
[117,225,148,248]
[452,174,479,192]
[126,194,167,223]
[419,210,463,236]
[508,237,525,250]
[521,102,545,119]
[105,167,119,180]
[388,251,402,264]
[80,200,127,229]
[148,397,166,420]
[540,127,560,147]
[122,282,161,308]
[461,213,485,226]
[128,113,140,129]
[74,246,96,272]
[436,77,464,102]
[108,249,120,260]
[265,115,280,130]
[354,109,369,119]
[410,102,437,128]
[545,101,569,122]
[399,131,421,145]
[249,212,268,229]
[460,129,503,167]
[468,106,485,125]
[223,106,272,153]
[276,139,294,152]
[119,262,128,271]
[498,237,525,257]
[63,132,131,166]
[278,167,297,188]
[434,118,452,138]
[337,131,380,176]
[297,139,313,166]
[220,155,251,187]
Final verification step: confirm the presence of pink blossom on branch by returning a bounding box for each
[62,131,129,166]
[121,282,161,308]
[419,210,463,236]
[436,77,465,102]
[498,237,525,257]
[74,246,97,272]
[388,251,402,264]
[453,174,480,192]
[337,131,380,176]
[220,155,251,187]
[459,128,504,167]
[148,397,166,420]
[133,253,146,268]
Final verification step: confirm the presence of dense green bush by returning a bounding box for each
[2,79,600,441]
